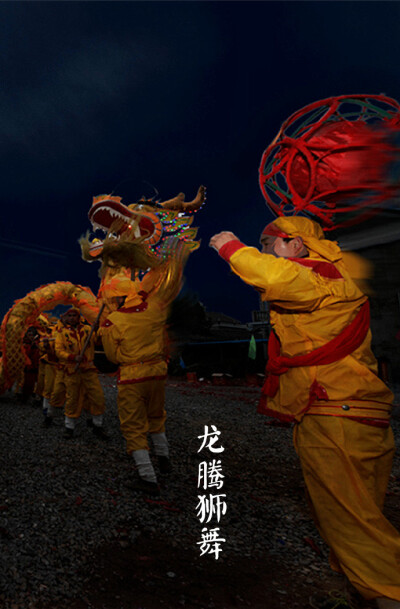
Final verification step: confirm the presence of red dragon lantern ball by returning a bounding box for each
[259,94,400,231]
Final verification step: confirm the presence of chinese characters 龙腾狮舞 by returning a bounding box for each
[196,425,226,560]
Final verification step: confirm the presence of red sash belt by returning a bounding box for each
[262,300,370,400]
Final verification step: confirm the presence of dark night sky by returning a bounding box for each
[2,1,400,322]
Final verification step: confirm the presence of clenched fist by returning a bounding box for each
[209,231,238,252]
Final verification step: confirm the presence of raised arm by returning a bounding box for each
[210,231,338,311]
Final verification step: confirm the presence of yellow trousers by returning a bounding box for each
[42,364,57,401]
[294,415,400,600]
[50,369,66,408]
[117,380,166,453]
[64,369,105,419]
[36,361,46,396]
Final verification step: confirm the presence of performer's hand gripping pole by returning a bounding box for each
[73,303,106,373]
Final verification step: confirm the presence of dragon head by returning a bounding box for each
[86,185,205,257]
[80,185,206,285]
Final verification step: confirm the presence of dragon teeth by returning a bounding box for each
[94,206,128,221]
[109,209,127,221]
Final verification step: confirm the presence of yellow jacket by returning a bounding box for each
[219,241,393,424]
[54,322,97,375]
[38,326,58,365]
[100,294,169,384]
[99,249,188,384]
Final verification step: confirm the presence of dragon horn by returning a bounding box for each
[159,185,206,212]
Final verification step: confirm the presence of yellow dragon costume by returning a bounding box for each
[0,187,204,396]
[79,186,205,492]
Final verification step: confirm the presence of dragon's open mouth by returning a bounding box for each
[86,187,203,258]
[88,199,158,239]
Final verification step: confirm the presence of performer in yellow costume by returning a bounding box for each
[39,322,59,426]
[79,187,204,493]
[210,216,400,609]
[100,240,189,495]
[54,307,106,439]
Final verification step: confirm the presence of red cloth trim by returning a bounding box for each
[218,240,247,262]
[101,318,113,328]
[68,354,75,362]
[307,413,390,428]
[262,300,370,400]
[117,374,167,385]
[258,400,389,428]
[261,224,290,238]
[289,257,343,279]
[341,396,394,406]
[67,327,78,340]
[308,380,329,401]
[309,403,390,413]
[347,417,390,428]
[258,380,327,419]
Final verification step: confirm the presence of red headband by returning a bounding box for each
[261,223,290,239]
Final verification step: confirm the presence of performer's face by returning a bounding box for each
[261,236,293,257]
[261,235,306,258]
[64,310,80,327]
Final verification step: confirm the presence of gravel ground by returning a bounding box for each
[0,377,399,609]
